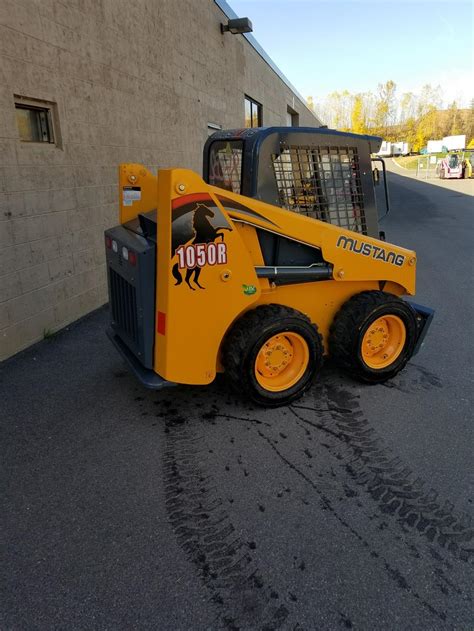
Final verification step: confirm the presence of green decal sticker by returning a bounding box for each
[242,284,257,296]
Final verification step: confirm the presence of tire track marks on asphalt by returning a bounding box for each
[164,415,291,631]
[156,362,471,628]
[289,375,473,564]
[256,428,448,624]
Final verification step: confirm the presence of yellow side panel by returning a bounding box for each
[234,223,266,266]
[119,164,157,224]
[208,186,417,296]
[320,231,416,295]
[148,168,418,382]
[155,169,260,385]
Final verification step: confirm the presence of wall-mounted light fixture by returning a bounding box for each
[221,17,253,35]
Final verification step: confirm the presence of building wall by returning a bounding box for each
[0,0,320,361]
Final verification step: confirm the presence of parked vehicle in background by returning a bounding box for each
[444,135,466,151]
[437,149,474,179]
[427,140,445,154]
[376,141,410,157]
[377,141,392,157]
[438,152,463,179]
[462,149,474,178]
[391,142,411,156]
[428,134,466,154]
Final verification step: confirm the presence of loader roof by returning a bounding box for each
[205,126,383,155]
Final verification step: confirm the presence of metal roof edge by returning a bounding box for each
[214,0,320,123]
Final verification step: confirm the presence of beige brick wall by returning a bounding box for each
[0,0,320,361]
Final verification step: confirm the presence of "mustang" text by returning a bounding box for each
[336,235,405,266]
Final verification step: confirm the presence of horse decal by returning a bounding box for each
[172,202,232,290]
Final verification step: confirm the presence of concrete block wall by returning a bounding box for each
[0,0,320,361]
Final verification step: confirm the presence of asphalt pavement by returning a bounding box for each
[1,164,473,630]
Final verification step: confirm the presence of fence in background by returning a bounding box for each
[415,155,440,179]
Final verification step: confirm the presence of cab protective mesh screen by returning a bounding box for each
[272,145,367,234]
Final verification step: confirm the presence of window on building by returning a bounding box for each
[286,106,299,127]
[245,96,262,128]
[15,98,56,143]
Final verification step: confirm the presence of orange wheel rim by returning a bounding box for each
[361,315,406,369]
[255,332,309,392]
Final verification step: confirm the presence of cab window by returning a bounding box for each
[208,141,243,194]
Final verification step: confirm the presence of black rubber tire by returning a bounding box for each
[222,304,324,407]
[329,291,418,383]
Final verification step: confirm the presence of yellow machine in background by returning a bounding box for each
[105,127,433,406]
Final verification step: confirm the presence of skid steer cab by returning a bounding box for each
[105,126,433,407]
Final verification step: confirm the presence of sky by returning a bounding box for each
[230,0,474,107]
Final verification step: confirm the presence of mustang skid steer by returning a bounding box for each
[105,127,433,406]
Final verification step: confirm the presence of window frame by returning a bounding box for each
[14,96,61,147]
[286,105,300,127]
[244,95,262,128]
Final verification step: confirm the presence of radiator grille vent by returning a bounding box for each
[272,145,367,234]
[109,269,138,343]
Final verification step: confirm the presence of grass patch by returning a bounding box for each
[43,328,56,341]
[393,152,446,170]
[393,156,420,170]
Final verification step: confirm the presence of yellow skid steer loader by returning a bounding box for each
[105,127,433,406]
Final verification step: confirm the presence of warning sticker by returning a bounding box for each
[123,186,141,206]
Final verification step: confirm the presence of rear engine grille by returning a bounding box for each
[109,268,138,343]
